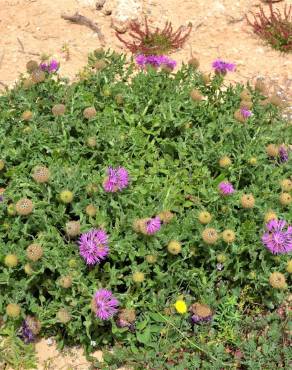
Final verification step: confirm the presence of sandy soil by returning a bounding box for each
[0,0,291,369]
[0,0,291,90]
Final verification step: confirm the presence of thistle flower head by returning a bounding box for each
[212,59,235,74]
[190,303,212,324]
[136,54,177,70]
[103,167,129,193]
[59,275,73,288]
[6,303,21,318]
[26,244,43,262]
[157,210,174,224]
[239,100,253,110]
[145,216,161,235]
[198,211,212,224]
[31,69,46,83]
[241,194,255,209]
[85,204,97,217]
[145,254,158,263]
[65,221,81,237]
[60,190,74,204]
[279,145,289,163]
[20,316,41,343]
[279,192,291,206]
[0,160,5,171]
[16,198,34,216]
[222,229,236,243]
[83,107,97,119]
[91,289,119,320]
[132,271,145,283]
[40,59,59,73]
[202,228,218,245]
[56,308,71,324]
[26,60,39,73]
[218,181,235,196]
[117,308,136,328]
[21,110,33,121]
[167,240,182,255]
[262,219,292,254]
[269,272,287,289]
[266,144,279,158]
[4,254,18,268]
[188,57,200,69]
[52,104,66,116]
[286,260,292,273]
[280,179,292,192]
[32,166,50,183]
[190,89,203,101]
[240,107,252,119]
[219,156,232,168]
[264,211,277,223]
[78,228,109,265]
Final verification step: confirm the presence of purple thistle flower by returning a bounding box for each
[103,167,129,193]
[39,59,59,73]
[262,219,292,254]
[135,54,177,70]
[279,146,289,163]
[78,229,109,265]
[92,289,119,320]
[0,195,3,202]
[240,108,252,119]
[191,314,212,324]
[218,181,235,196]
[20,320,35,343]
[212,59,236,74]
[145,217,161,235]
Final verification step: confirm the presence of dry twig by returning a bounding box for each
[61,12,105,44]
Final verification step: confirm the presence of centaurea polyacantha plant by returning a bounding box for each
[0,49,291,362]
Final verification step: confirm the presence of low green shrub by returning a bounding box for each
[0,50,291,366]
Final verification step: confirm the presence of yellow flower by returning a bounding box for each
[174,300,187,314]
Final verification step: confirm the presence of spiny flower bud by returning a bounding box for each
[56,308,71,324]
[241,194,255,209]
[21,110,33,121]
[167,240,182,255]
[26,244,43,262]
[16,198,34,215]
[60,190,74,204]
[240,89,252,101]
[222,229,236,243]
[6,303,21,318]
[7,204,16,215]
[85,204,97,217]
[240,100,253,109]
[279,192,291,206]
[23,78,34,89]
[264,211,277,223]
[32,166,50,183]
[269,94,284,108]
[286,260,292,274]
[83,107,97,119]
[202,73,211,84]
[132,272,145,283]
[52,104,66,116]
[146,254,157,263]
[188,57,200,69]
[157,210,174,224]
[255,79,268,95]
[65,221,80,237]
[202,228,218,245]
[26,60,39,73]
[4,254,18,268]
[24,263,34,275]
[25,316,42,335]
[115,94,124,105]
[269,272,287,289]
[234,109,246,123]
[216,254,226,263]
[266,144,279,158]
[94,59,106,70]
[198,211,212,225]
[219,156,232,168]
[190,89,203,101]
[118,308,136,326]
[86,137,97,147]
[248,157,257,165]
[68,259,78,268]
[280,179,292,192]
[0,160,5,171]
[59,275,73,288]
[132,219,145,233]
[31,69,46,83]
[86,183,98,196]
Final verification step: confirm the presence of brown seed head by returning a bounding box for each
[26,60,39,73]
[31,69,46,83]
[59,275,73,288]
[266,144,279,158]
[190,303,212,318]
[202,228,218,244]
[52,104,66,116]
[16,198,34,216]
[32,166,50,183]
[21,110,33,121]
[188,57,200,69]
[83,107,97,119]
[65,221,81,237]
[241,194,255,209]
[26,244,43,262]
[94,60,107,71]
[190,89,203,101]
[269,272,286,289]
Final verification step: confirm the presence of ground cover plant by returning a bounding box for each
[246,2,292,52]
[0,49,291,369]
